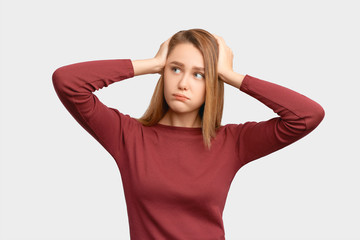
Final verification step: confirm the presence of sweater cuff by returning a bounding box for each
[239,74,253,92]
[124,59,135,78]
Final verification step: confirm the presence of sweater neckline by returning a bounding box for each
[154,123,203,133]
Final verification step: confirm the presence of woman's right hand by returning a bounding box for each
[132,37,172,76]
[153,37,171,73]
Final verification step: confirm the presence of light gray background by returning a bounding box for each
[1,0,359,239]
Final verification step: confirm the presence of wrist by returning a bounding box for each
[219,71,245,89]
[132,58,164,76]
[152,58,165,74]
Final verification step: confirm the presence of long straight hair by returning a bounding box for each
[137,28,224,150]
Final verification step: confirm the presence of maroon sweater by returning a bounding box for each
[52,59,324,240]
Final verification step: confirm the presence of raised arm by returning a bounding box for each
[52,59,135,157]
[213,34,325,165]
[236,75,325,165]
[52,37,172,158]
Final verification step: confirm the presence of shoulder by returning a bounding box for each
[219,122,258,139]
[217,123,243,138]
[111,108,143,132]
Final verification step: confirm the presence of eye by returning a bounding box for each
[194,72,205,79]
[172,67,181,74]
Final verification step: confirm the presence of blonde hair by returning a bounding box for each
[137,28,224,150]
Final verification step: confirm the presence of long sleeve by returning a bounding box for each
[235,74,325,166]
[52,59,135,158]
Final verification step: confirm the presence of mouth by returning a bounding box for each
[173,94,189,101]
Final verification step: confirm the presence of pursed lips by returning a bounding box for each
[173,93,189,100]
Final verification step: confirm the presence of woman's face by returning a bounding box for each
[163,43,206,115]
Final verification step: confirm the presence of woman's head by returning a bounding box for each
[137,28,224,149]
[163,42,206,121]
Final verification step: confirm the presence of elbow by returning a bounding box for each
[306,103,325,131]
[52,67,66,90]
[277,103,325,142]
[52,66,73,94]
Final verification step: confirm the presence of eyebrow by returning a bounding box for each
[169,61,205,71]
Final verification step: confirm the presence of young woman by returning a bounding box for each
[52,28,324,240]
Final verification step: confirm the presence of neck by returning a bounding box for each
[159,109,202,128]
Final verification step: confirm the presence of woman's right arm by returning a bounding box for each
[52,59,137,158]
[52,39,170,158]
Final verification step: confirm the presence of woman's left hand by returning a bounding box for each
[213,34,234,80]
[213,34,245,88]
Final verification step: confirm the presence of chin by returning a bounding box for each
[165,97,202,114]
[169,104,201,115]
[169,106,191,114]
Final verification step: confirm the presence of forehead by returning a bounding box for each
[167,43,204,67]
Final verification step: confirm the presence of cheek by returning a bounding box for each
[163,76,170,90]
[163,77,173,100]
[163,72,179,93]
[196,81,206,100]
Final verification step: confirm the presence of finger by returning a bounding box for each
[212,34,220,42]
[165,34,175,43]
[213,35,227,51]
[213,34,224,43]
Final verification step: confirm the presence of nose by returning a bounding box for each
[178,72,190,90]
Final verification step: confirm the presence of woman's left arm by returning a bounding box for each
[214,34,325,165]
[236,74,325,164]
